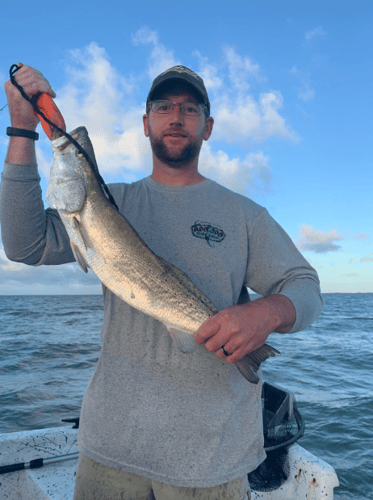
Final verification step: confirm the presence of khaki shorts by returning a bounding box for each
[73,453,251,500]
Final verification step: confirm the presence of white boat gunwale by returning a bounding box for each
[0,422,339,500]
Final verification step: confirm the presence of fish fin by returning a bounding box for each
[235,359,260,384]
[235,344,280,385]
[72,216,90,250]
[168,329,199,353]
[71,242,89,273]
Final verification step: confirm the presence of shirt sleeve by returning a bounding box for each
[245,209,323,333]
[0,162,75,265]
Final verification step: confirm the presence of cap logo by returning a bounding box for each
[171,66,199,79]
[169,66,203,84]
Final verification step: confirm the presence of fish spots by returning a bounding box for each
[131,292,135,299]
[190,296,198,311]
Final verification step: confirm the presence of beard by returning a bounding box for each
[148,127,203,169]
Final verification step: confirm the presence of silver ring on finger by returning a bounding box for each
[221,345,231,357]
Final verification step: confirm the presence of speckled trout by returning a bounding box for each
[45,126,279,384]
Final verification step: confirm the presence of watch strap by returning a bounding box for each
[6,127,39,140]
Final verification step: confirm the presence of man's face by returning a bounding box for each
[143,86,213,169]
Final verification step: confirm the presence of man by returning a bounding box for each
[1,65,322,500]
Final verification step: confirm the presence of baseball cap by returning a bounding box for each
[146,65,210,115]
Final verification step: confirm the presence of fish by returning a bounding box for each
[45,126,280,384]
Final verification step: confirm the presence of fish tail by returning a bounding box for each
[235,343,280,384]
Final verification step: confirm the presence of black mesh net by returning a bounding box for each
[248,382,305,492]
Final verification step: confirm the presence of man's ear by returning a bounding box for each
[143,114,149,137]
[203,117,214,141]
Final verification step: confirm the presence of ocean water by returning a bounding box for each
[0,293,372,499]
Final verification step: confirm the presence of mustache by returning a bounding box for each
[163,128,188,137]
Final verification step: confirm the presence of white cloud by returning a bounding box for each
[194,50,298,146]
[298,82,315,102]
[35,142,53,179]
[223,46,261,93]
[132,27,158,46]
[305,27,327,42]
[290,66,315,102]
[0,248,26,272]
[200,144,272,197]
[0,245,101,294]
[132,27,180,80]
[296,225,344,253]
[210,91,298,146]
[192,51,223,93]
[54,42,151,178]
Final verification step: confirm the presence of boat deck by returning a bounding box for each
[0,425,339,500]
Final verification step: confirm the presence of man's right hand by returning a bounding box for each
[4,65,56,131]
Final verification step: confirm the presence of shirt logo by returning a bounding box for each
[191,221,226,247]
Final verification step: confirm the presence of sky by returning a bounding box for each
[0,0,372,295]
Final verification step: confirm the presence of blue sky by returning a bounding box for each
[0,0,372,294]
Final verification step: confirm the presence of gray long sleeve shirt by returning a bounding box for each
[0,162,323,487]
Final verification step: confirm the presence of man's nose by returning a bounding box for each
[169,104,185,122]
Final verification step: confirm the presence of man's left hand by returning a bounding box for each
[194,295,296,364]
